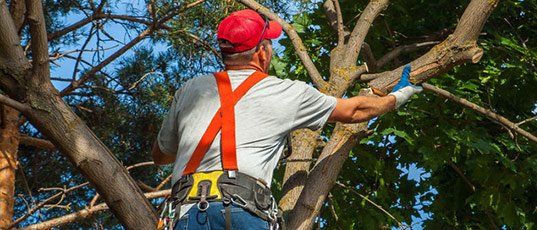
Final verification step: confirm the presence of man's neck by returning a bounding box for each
[225,64,265,73]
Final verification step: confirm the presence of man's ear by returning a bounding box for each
[259,44,269,62]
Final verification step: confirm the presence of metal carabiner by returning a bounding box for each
[230,194,248,208]
[197,200,210,211]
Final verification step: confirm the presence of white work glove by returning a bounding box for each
[388,65,423,109]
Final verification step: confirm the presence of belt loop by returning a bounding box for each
[224,203,232,230]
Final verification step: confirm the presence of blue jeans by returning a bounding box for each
[174,202,269,230]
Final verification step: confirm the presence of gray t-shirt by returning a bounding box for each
[158,69,337,186]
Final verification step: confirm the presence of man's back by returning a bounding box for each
[158,69,337,186]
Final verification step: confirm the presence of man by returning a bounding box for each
[152,9,422,230]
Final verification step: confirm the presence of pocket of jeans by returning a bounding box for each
[173,213,189,230]
[220,206,269,230]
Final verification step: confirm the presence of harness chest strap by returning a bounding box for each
[182,71,268,175]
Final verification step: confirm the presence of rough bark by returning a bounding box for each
[0,106,20,229]
[279,129,320,212]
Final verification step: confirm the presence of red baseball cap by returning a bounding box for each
[217,9,283,53]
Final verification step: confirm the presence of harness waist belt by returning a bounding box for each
[171,171,274,219]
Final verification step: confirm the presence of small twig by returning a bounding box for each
[335,181,406,229]
[128,71,163,90]
[155,175,172,190]
[515,116,537,127]
[447,160,476,192]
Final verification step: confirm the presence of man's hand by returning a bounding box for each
[388,65,423,109]
[151,141,176,165]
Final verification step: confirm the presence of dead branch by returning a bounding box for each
[23,190,171,230]
[422,83,537,143]
[10,182,90,228]
[237,0,328,91]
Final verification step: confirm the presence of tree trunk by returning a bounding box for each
[0,106,20,228]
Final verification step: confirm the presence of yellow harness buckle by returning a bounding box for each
[187,171,224,201]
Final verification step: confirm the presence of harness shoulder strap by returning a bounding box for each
[182,71,268,175]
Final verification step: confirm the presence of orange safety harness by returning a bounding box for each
[182,70,268,175]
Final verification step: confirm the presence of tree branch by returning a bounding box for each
[0,0,30,94]
[0,94,30,112]
[422,83,537,144]
[326,0,345,45]
[10,182,90,228]
[59,28,151,96]
[19,134,56,150]
[59,0,206,96]
[323,0,349,42]
[376,41,439,70]
[47,13,155,41]
[26,0,51,82]
[23,190,170,230]
[8,0,26,34]
[344,0,389,64]
[237,0,328,91]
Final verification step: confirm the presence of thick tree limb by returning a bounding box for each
[22,190,171,230]
[0,0,29,95]
[422,83,537,144]
[237,0,328,91]
[19,135,56,150]
[287,1,498,229]
[26,0,51,83]
[8,0,26,34]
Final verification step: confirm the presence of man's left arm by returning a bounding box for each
[152,89,182,165]
[152,141,175,165]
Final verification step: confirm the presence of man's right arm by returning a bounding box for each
[328,95,396,123]
[328,65,422,124]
